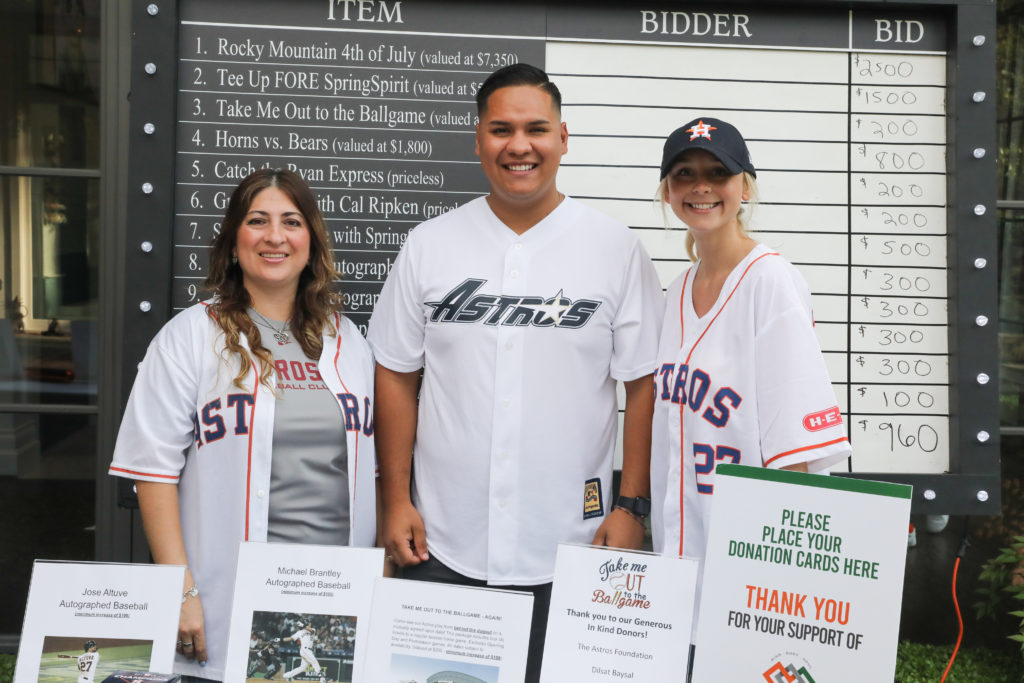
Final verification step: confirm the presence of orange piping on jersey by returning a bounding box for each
[683,252,779,367]
[109,466,178,480]
[331,313,359,540]
[244,361,259,541]
[199,301,258,540]
[677,268,692,558]
[765,436,850,467]
[677,251,779,558]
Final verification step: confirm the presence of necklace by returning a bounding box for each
[249,308,290,343]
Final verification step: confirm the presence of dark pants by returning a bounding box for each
[401,556,552,683]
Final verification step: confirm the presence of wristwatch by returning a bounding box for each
[615,495,651,519]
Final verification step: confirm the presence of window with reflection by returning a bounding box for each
[0,176,98,405]
[998,1,1024,428]
[0,0,100,637]
[999,209,1024,424]
[0,413,97,633]
[0,0,100,169]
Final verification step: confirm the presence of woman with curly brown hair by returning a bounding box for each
[109,169,377,682]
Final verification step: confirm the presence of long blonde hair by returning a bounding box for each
[204,169,340,390]
[655,171,759,262]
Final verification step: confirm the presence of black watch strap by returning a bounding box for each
[615,495,651,519]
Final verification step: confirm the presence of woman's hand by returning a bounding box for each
[177,592,207,665]
[136,481,209,666]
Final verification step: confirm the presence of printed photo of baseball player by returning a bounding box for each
[38,636,153,683]
[246,631,283,681]
[247,612,356,683]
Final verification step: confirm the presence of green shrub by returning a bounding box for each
[0,653,13,683]
[976,535,1024,659]
[896,641,1024,681]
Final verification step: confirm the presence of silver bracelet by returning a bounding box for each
[182,585,199,604]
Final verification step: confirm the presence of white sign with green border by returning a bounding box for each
[692,464,912,682]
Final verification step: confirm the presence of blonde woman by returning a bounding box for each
[649,118,850,673]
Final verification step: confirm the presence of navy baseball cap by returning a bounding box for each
[660,117,756,179]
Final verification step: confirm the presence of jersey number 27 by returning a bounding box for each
[694,443,740,494]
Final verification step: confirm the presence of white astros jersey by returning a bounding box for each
[291,629,314,650]
[367,195,663,585]
[109,305,377,681]
[651,243,851,564]
[283,627,322,680]
[76,652,100,683]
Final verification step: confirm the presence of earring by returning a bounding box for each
[231,254,238,264]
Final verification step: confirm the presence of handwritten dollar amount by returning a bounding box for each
[854,354,938,377]
[854,55,915,78]
[859,419,940,453]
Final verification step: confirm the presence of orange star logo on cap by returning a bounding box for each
[687,120,717,140]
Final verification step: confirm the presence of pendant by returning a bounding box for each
[273,330,289,343]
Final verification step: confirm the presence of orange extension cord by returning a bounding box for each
[940,535,970,683]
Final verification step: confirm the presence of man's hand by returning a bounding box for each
[593,375,654,551]
[374,364,425,568]
[592,507,646,550]
[384,500,430,567]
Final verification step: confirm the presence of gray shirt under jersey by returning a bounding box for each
[256,313,350,545]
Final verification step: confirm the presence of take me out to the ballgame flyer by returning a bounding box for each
[222,542,384,683]
[539,543,698,682]
[691,464,912,682]
[15,560,184,683]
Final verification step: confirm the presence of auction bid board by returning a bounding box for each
[123,0,999,512]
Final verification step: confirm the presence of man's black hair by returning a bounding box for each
[475,63,561,115]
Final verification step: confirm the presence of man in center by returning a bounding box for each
[367,63,663,681]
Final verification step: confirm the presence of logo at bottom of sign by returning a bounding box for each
[761,653,817,683]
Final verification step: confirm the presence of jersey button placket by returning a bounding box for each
[249,398,273,541]
[487,239,527,579]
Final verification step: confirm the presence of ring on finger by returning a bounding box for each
[182,642,194,648]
